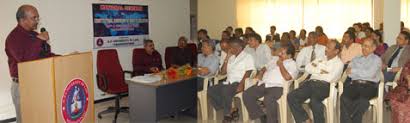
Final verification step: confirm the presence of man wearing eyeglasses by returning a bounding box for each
[5,5,56,123]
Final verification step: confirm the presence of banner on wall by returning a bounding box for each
[92,4,149,49]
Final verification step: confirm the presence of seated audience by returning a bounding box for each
[340,38,382,123]
[353,23,366,43]
[219,39,230,67]
[288,39,344,123]
[266,25,281,43]
[362,22,371,31]
[215,31,231,56]
[378,23,384,34]
[225,26,234,37]
[289,30,299,49]
[296,32,326,72]
[298,29,307,48]
[264,38,274,49]
[234,28,244,40]
[363,27,374,40]
[197,40,220,91]
[279,32,292,48]
[171,36,195,67]
[197,29,209,53]
[386,61,410,123]
[401,21,410,33]
[341,31,363,65]
[221,30,231,41]
[372,30,388,56]
[382,31,410,82]
[315,26,329,46]
[132,39,163,76]
[244,33,272,70]
[243,46,298,123]
[245,27,256,35]
[207,38,255,122]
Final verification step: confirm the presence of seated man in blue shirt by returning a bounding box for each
[340,38,382,123]
[197,40,220,91]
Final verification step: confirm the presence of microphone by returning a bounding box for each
[40,27,46,32]
[39,27,50,55]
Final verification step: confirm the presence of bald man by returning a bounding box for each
[5,5,56,122]
[340,39,382,123]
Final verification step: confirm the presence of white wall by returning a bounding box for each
[0,0,190,119]
[198,0,236,39]
[384,0,401,45]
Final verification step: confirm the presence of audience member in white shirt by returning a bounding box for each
[353,23,366,40]
[207,38,255,122]
[288,39,344,123]
[218,39,230,68]
[244,33,272,70]
[298,29,307,48]
[266,25,281,43]
[215,31,232,56]
[243,45,298,123]
[296,32,326,72]
[234,28,244,40]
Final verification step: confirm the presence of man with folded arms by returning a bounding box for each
[288,39,344,123]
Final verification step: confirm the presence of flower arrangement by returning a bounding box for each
[166,67,178,79]
[166,64,193,79]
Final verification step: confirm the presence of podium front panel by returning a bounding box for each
[19,58,56,122]
[54,53,94,123]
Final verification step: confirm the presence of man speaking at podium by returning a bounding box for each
[5,5,56,123]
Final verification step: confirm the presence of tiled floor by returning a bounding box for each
[95,97,198,123]
[95,97,393,123]
[0,82,15,121]
[0,95,393,123]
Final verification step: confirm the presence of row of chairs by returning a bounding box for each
[96,47,401,123]
[198,69,402,123]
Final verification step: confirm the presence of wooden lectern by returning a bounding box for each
[18,52,94,123]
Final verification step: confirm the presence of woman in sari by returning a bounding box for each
[386,61,410,123]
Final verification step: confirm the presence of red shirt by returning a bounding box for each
[5,25,55,78]
[132,50,163,76]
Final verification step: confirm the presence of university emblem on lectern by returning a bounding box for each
[62,78,89,123]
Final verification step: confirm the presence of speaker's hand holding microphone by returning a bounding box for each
[37,27,50,41]
[38,27,51,56]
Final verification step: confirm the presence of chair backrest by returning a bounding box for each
[165,46,177,69]
[294,73,310,88]
[187,43,198,65]
[96,49,128,94]
[132,48,146,76]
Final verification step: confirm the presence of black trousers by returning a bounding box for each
[288,80,330,123]
[243,84,283,123]
[197,77,213,92]
[207,83,239,115]
[340,80,378,123]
